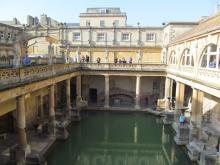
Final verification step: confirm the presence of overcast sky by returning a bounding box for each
[1,0,219,26]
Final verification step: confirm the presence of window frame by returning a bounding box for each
[97,32,105,41]
[0,31,4,39]
[146,33,156,42]
[100,20,105,27]
[200,44,219,69]
[121,33,130,42]
[73,32,81,41]
[181,49,194,67]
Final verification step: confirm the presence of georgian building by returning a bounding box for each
[26,8,163,64]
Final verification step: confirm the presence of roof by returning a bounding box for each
[171,13,220,44]
[163,22,198,28]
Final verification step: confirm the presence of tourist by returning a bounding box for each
[179,112,186,126]
[81,55,85,63]
[114,58,118,64]
[22,54,31,67]
[122,57,126,63]
[97,57,101,63]
[128,57,132,64]
[86,55,89,63]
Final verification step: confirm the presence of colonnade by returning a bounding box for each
[164,77,204,139]
[15,75,82,159]
[103,75,142,109]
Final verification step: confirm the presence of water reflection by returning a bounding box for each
[47,112,192,165]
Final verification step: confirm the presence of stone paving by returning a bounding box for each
[0,133,18,164]
[0,130,56,165]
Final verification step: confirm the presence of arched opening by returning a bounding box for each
[169,51,177,65]
[180,49,194,66]
[200,44,220,69]
[26,36,63,65]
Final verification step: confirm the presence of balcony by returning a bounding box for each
[1,63,220,92]
[167,64,220,88]
[0,64,81,90]
[81,63,166,72]
[0,63,166,90]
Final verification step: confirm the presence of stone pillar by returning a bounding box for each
[175,81,185,109]
[15,95,31,163]
[40,90,44,118]
[165,77,171,109]
[17,95,28,148]
[174,81,185,122]
[104,75,109,109]
[66,78,71,117]
[49,85,56,135]
[76,76,82,100]
[190,88,204,140]
[135,76,141,109]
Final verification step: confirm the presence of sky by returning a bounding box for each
[0,0,219,26]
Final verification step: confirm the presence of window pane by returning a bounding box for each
[73,33,80,41]
[122,33,130,41]
[186,56,190,65]
[146,33,155,41]
[182,56,185,65]
[191,56,194,66]
[209,55,216,68]
[210,45,217,52]
[100,20,105,27]
[97,33,105,41]
[201,54,207,68]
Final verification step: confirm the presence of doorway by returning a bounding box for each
[89,88,97,103]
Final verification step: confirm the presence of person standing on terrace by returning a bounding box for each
[22,54,31,67]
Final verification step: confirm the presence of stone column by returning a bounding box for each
[135,76,141,109]
[76,76,82,100]
[40,90,44,118]
[190,88,203,140]
[66,78,71,117]
[17,95,28,149]
[104,75,110,109]
[49,84,56,135]
[174,81,185,122]
[175,81,185,109]
[165,77,171,109]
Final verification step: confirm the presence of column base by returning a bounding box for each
[10,144,31,164]
[104,105,110,110]
[135,105,141,110]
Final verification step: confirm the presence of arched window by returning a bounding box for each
[169,51,177,65]
[200,44,220,69]
[181,49,194,66]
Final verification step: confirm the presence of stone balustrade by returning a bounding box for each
[0,64,81,89]
[197,68,220,86]
[1,63,220,91]
[167,64,220,88]
[81,63,166,71]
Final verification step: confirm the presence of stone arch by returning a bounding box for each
[168,50,177,65]
[179,48,194,67]
[198,43,219,69]
[25,35,58,44]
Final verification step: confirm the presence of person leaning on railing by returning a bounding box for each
[22,54,31,67]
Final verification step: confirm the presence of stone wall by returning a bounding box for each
[203,93,220,132]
